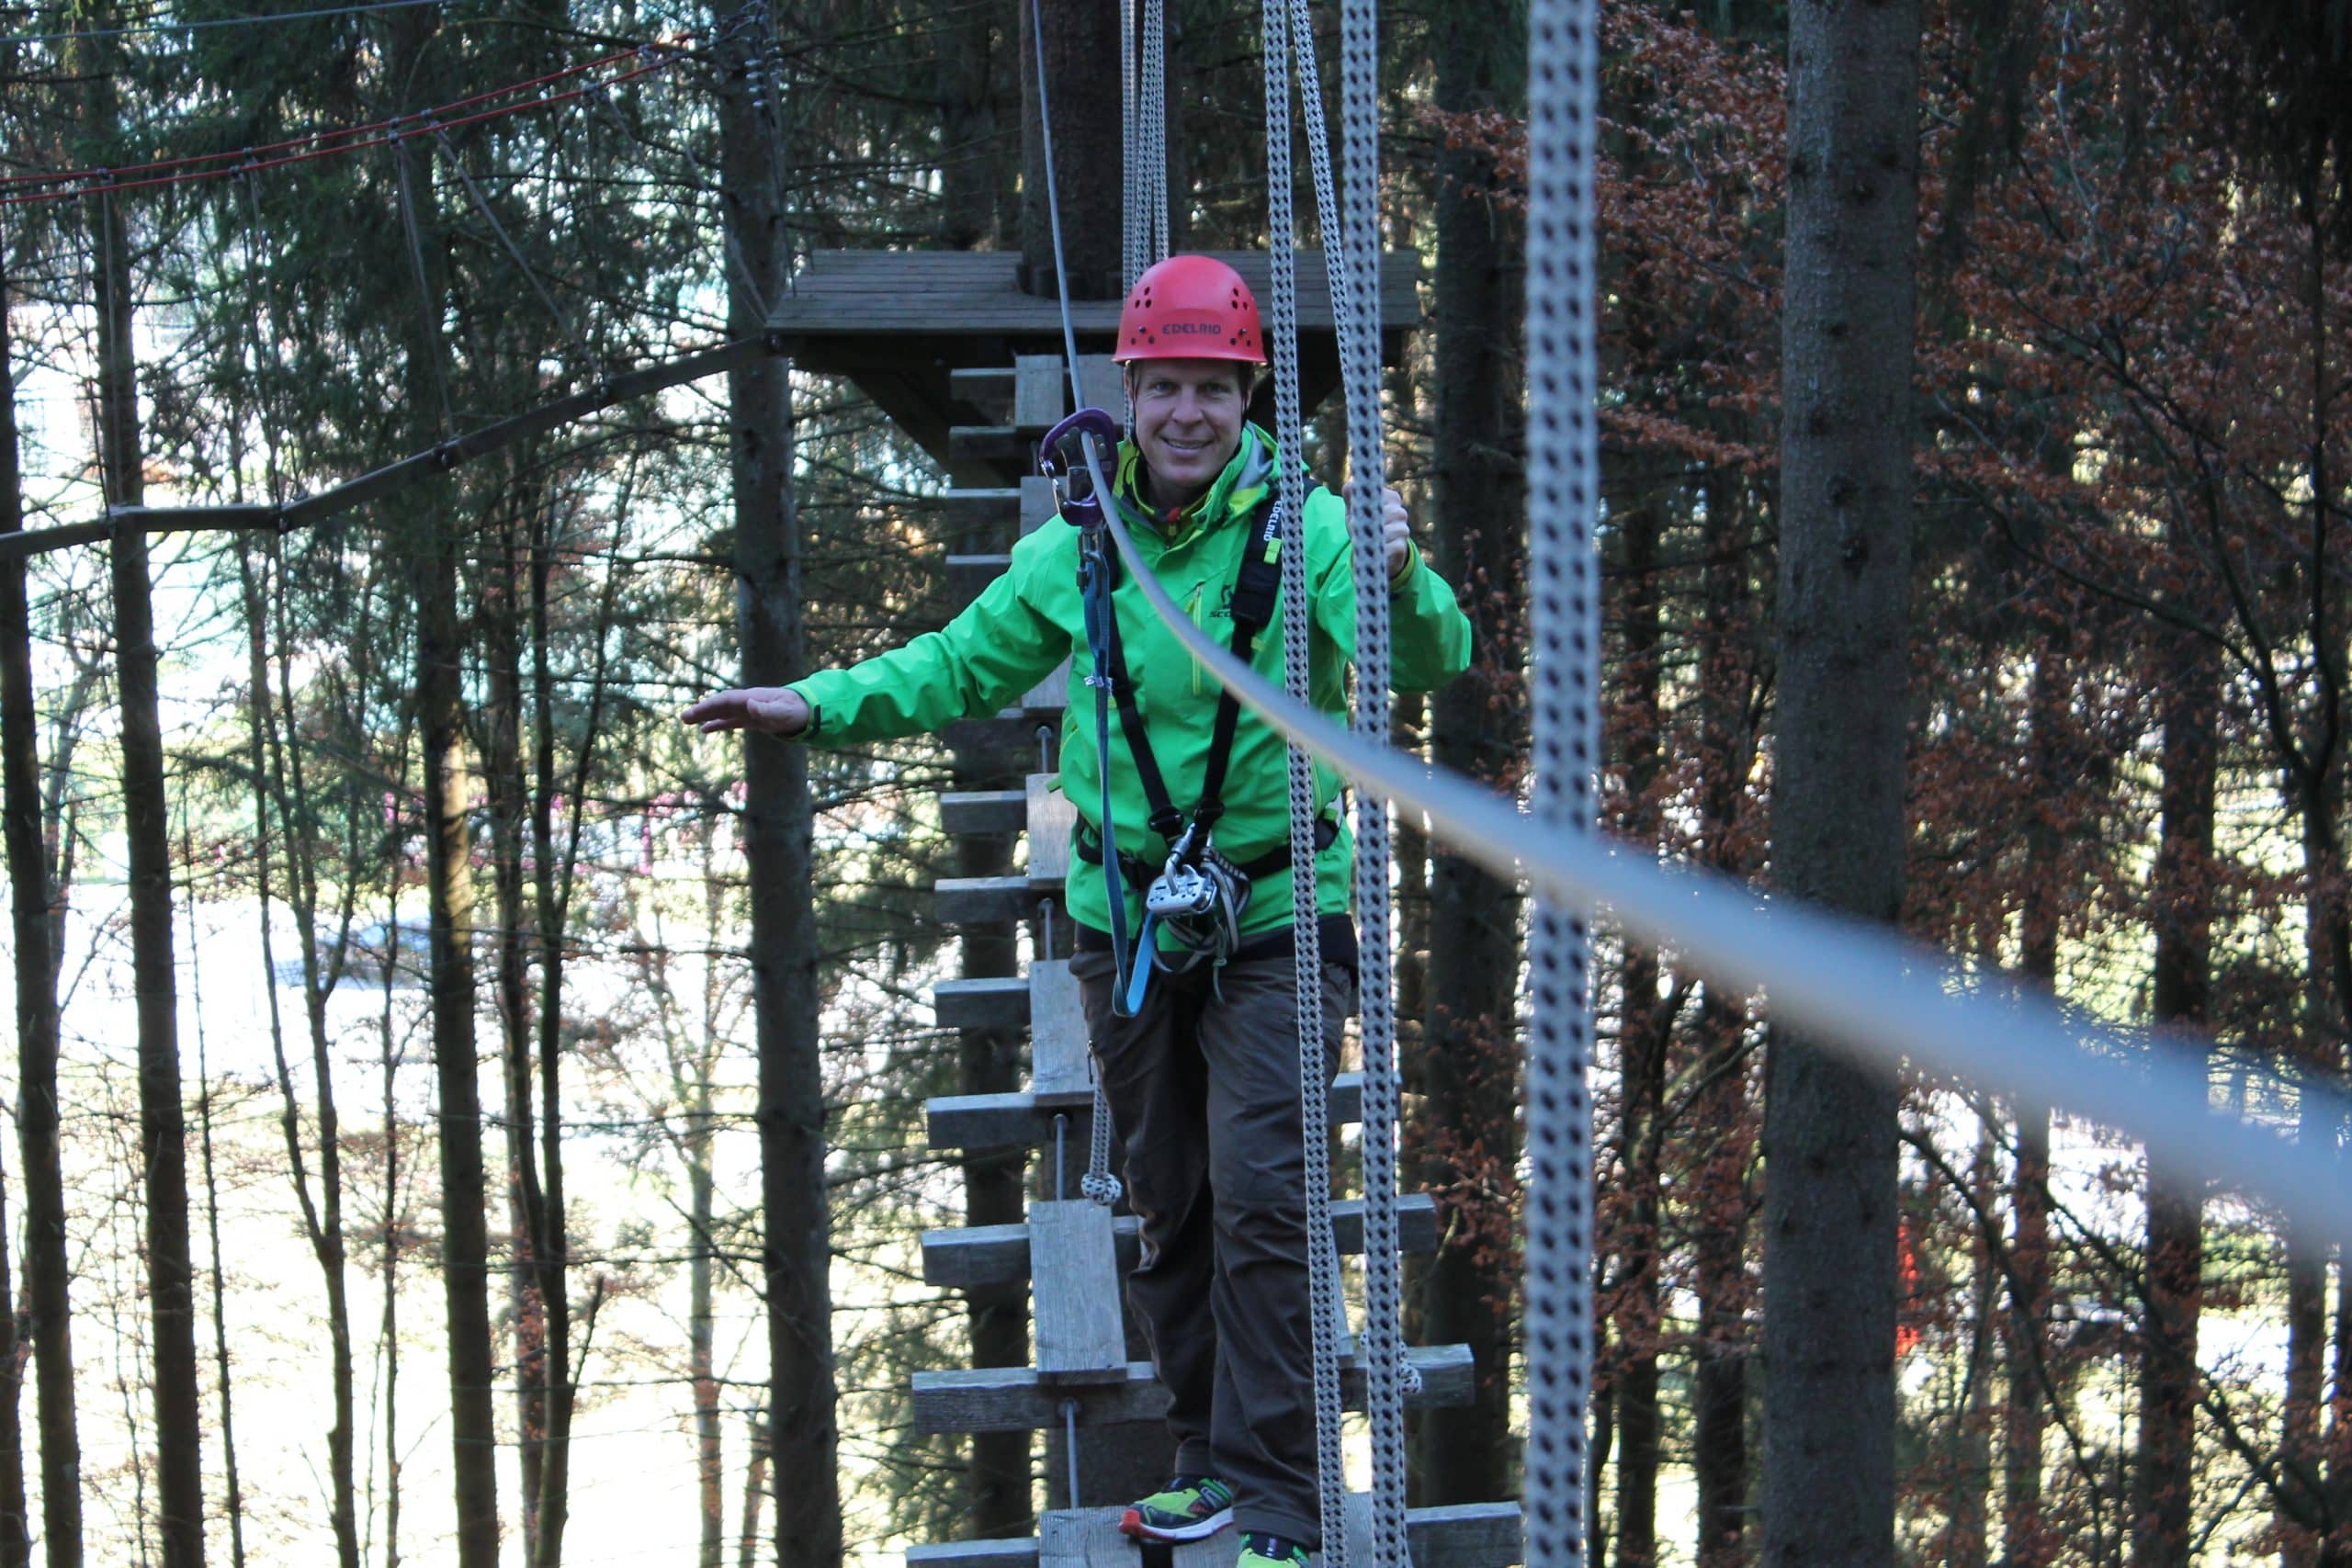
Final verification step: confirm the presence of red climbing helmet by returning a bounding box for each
[1113,254,1268,366]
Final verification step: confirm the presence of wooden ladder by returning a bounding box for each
[907,355,1521,1568]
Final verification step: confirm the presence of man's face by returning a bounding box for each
[1127,358,1250,507]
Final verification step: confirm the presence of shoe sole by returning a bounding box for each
[1118,1505,1234,1543]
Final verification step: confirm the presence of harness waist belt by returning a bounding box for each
[1074,815,1340,893]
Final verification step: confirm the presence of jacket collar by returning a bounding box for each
[1115,423,1278,544]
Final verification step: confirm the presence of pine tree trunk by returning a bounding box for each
[1760,0,1920,1561]
[0,1150,27,1567]
[1017,0,1122,295]
[935,0,1005,249]
[0,255,85,1568]
[2131,627,2215,1566]
[1611,497,1668,1568]
[87,59,209,1552]
[485,531,549,1562]
[718,9,842,1562]
[2004,647,2062,1568]
[1690,475,1755,1568]
[381,13,505,1545]
[1415,0,1526,1506]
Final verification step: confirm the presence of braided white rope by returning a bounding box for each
[1261,3,1351,1559]
[1523,0,1601,1559]
[1142,0,1170,260]
[1332,0,1412,1561]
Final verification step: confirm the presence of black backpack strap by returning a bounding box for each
[1080,523,1186,846]
[1191,490,1284,839]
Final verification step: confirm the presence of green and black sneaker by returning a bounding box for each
[1237,1531,1312,1568]
[1118,1474,1236,1542]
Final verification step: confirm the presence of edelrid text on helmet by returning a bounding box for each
[1114,254,1268,365]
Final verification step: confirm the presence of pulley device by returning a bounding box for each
[1038,407,1288,1016]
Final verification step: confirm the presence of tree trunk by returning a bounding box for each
[240,542,359,1568]
[2131,626,2216,1566]
[485,525,549,1562]
[1691,474,1756,1568]
[719,9,842,1563]
[2004,647,2062,1568]
[1415,0,1526,1506]
[1611,496,1668,1568]
[1017,0,1122,295]
[1759,1,1920,1562]
[385,13,503,1551]
[0,254,85,1568]
[87,44,209,1551]
[935,0,1006,249]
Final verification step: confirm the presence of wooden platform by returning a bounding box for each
[767,249,1423,479]
[909,1500,1524,1568]
[910,1342,1476,1433]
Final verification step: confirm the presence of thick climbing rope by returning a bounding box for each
[1025,0,1127,1212]
[1122,0,1171,292]
[1256,4,1352,1562]
[1330,0,1414,1558]
[1522,0,1601,1562]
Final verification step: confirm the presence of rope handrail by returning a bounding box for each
[1068,438,2352,1247]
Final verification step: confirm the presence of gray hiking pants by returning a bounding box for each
[1072,944,1352,1550]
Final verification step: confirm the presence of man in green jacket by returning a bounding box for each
[685,254,1471,1568]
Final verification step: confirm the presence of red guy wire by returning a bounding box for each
[0,43,681,203]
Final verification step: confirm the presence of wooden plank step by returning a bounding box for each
[923,1193,1442,1287]
[930,962,1087,1095]
[911,1502,1521,1568]
[940,787,1027,837]
[928,1072,1367,1151]
[950,367,1015,422]
[951,425,1035,467]
[1027,773,1076,889]
[936,874,1046,927]
[945,487,1021,533]
[1029,1200,1125,1383]
[942,712,1061,766]
[910,1342,1475,1433]
[947,553,1012,609]
[1027,960,1090,1096]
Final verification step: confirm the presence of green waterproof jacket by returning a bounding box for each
[787,424,1474,944]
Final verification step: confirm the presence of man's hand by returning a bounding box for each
[1343,480,1418,581]
[682,686,810,737]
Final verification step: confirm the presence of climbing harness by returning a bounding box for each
[1039,408,1291,1016]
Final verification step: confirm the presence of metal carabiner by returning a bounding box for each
[1037,407,1121,528]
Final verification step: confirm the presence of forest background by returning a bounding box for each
[0,0,2346,1566]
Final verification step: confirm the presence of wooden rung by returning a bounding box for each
[923,1193,1443,1287]
[950,367,1015,422]
[941,787,1027,837]
[1013,354,1068,431]
[946,553,1011,609]
[913,1501,1522,1568]
[1022,660,1071,719]
[1075,355,1125,416]
[933,976,1029,1032]
[910,1342,1474,1434]
[1026,773,1077,890]
[1019,476,1057,535]
[951,426,1033,466]
[928,1072,1366,1151]
[935,874,1038,927]
[1028,960,1090,1097]
[942,713,1060,765]
[1029,1200,1125,1383]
